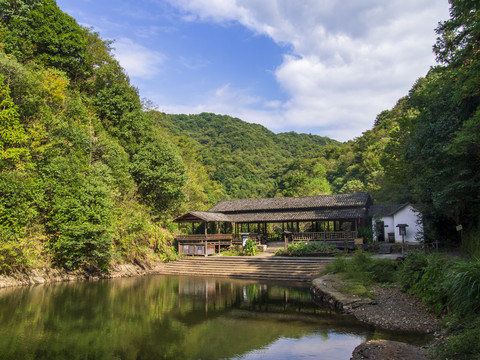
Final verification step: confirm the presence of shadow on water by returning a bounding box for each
[0,275,431,360]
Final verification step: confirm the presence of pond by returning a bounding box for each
[0,275,430,360]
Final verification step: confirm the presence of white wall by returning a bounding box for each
[372,205,423,243]
[393,205,423,243]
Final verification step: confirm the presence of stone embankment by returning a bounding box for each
[311,274,442,360]
[0,255,329,288]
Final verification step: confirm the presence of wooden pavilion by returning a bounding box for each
[173,192,373,256]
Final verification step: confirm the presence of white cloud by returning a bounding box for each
[167,0,450,141]
[152,83,286,131]
[113,38,166,79]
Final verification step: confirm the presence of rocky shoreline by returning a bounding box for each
[311,274,442,360]
[0,261,167,289]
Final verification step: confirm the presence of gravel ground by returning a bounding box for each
[312,275,444,360]
[349,284,440,333]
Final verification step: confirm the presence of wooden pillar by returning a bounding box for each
[247,223,250,233]
[192,223,195,234]
[217,222,221,234]
[204,222,208,257]
[296,221,300,233]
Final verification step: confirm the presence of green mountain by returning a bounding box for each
[154,112,339,199]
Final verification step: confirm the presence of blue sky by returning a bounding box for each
[56,0,450,141]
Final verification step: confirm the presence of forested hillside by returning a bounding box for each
[1,0,479,275]
[0,0,198,272]
[154,112,338,199]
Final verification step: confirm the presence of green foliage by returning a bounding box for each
[397,251,429,292]
[0,51,44,118]
[0,74,30,168]
[436,318,480,360]
[357,226,373,243]
[276,158,331,197]
[243,238,257,256]
[276,242,338,256]
[336,282,372,298]
[325,250,397,285]
[0,239,39,274]
[445,258,480,317]
[43,159,114,270]
[1,0,88,80]
[398,252,480,318]
[395,251,480,359]
[0,169,41,240]
[339,179,365,194]
[434,0,480,67]
[328,251,480,359]
[156,112,339,199]
[326,255,348,273]
[130,140,187,215]
[399,252,449,313]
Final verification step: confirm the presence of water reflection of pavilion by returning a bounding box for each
[176,277,322,318]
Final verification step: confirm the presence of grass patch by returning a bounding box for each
[325,250,397,286]
[337,282,373,298]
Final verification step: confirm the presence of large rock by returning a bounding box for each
[351,340,429,360]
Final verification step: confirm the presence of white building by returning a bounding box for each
[369,203,423,243]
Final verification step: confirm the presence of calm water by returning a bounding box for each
[0,275,429,360]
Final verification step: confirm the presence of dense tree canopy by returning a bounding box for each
[0,0,188,271]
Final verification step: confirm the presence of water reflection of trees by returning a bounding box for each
[0,275,372,360]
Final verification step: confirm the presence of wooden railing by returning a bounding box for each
[232,233,264,245]
[291,231,357,242]
[176,234,233,242]
[175,234,233,256]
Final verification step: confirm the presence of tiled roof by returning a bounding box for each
[369,204,406,217]
[208,192,371,213]
[173,211,232,223]
[174,208,367,223]
[226,208,368,223]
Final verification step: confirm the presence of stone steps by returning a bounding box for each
[156,256,329,282]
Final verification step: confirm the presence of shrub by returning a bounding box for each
[243,238,257,256]
[0,240,33,274]
[436,318,480,360]
[277,241,338,256]
[397,251,429,292]
[398,252,449,314]
[325,250,397,285]
[325,255,348,274]
[358,226,373,243]
[445,258,480,317]
[368,258,397,283]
